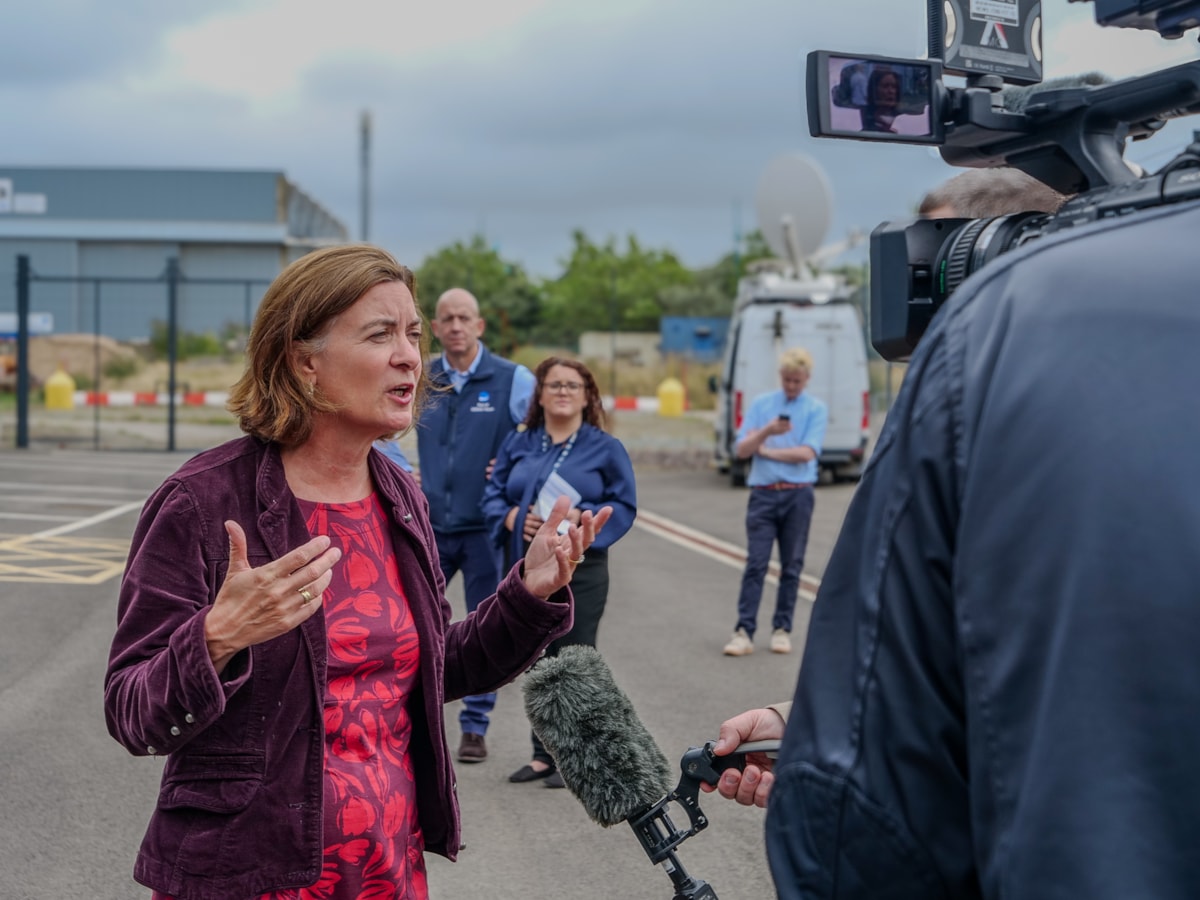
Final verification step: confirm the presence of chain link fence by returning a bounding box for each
[3,255,269,452]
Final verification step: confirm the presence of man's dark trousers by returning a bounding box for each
[436,529,502,733]
[735,486,815,638]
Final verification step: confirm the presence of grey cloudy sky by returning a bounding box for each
[5,0,1197,276]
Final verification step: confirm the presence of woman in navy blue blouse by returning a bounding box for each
[482,357,638,787]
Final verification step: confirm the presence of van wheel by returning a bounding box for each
[833,467,862,484]
[730,460,747,488]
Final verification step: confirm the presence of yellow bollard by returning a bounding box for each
[44,365,76,410]
[656,377,685,418]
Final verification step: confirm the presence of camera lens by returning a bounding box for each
[934,212,1050,303]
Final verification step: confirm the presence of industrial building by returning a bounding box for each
[0,167,348,341]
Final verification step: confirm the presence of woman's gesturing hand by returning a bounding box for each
[203,520,342,674]
[521,495,613,600]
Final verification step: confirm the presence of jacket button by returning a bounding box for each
[184,713,195,724]
[146,745,157,755]
[402,514,413,522]
[170,726,181,736]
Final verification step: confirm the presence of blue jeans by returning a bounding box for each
[735,487,815,638]
[435,529,503,735]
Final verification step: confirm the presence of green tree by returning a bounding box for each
[147,321,223,361]
[698,228,776,298]
[657,281,733,319]
[538,230,694,345]
[416,235,542,355]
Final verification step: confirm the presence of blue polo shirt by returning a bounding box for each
[737,389,828,486]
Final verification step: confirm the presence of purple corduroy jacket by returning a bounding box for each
[103,436,572,900]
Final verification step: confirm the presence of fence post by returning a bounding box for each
[92,280,102,450]
[15,255,30,449]
[166,257,180,453]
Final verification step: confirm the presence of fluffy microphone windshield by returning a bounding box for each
[523,645,674,827]
[1000,72,1111,113]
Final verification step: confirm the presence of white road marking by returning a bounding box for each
[634,508,820,602]
[23,502,144,542]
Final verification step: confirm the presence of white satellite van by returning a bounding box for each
[712,265,870,487]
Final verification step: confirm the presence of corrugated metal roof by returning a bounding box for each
[0,167,347,241]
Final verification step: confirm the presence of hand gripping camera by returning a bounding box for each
[807,0,1200,361]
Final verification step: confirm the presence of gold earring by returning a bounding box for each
[307,382,315,399]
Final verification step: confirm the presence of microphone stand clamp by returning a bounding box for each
[627,739,781,900]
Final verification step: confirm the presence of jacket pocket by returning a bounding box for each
[158,752,264,813]
[766,763,948,899]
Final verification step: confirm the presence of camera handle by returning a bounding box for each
[941,60,1200,194]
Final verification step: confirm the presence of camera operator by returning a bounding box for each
[770,168,1200,896]
[707,151,1200,894]
[917,166,1068,219]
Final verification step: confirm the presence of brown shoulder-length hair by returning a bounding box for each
[524,356,607,432]
[227,244,432,446]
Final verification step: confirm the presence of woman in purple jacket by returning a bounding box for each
[104,245,610,900]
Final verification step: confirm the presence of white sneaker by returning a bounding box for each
[723,628,754,656]
[770,629,792,654]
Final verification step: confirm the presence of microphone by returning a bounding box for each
[999,72,1111,114]
[524,645,779,900]
[522,644,673,827]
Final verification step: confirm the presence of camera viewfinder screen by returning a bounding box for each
[827,55,933,138]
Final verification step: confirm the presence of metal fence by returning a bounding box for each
[5,255,271,452]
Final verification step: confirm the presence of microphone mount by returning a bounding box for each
[627,739,781,900]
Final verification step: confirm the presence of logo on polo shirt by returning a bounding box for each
[470,391,497,414]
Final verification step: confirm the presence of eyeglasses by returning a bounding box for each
[544,381,584,394]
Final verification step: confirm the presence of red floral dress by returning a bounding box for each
[156,494,427,900]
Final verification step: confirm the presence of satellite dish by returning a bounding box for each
[754,154,833,272]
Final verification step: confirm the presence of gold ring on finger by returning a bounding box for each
[299,587,315,604]
[570,555,585,565]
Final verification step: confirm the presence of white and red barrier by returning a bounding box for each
[73,390,230,408]
[72,391,675,413]
[604,395,660,412]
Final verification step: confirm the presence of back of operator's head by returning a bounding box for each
[919,167,1068,219]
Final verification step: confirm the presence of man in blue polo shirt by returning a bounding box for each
[723,346,827,657]
[417,287,535,763]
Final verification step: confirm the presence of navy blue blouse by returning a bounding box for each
[481,423,637,562]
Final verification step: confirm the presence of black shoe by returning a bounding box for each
[508,762,555,783]
[457,733,487,763]
[543,770,566,789]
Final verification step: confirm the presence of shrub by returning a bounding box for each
[147,321,224,361]
[104,355,141,380]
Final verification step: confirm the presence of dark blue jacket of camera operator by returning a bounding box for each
[767,197,1200,899]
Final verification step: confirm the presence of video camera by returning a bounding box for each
[806,0,1200,361]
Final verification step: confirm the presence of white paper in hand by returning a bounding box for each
[538,472,582,535]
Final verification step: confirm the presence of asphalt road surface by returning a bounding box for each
[0,446,859,900]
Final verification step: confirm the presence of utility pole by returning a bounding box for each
[360,110,371,242]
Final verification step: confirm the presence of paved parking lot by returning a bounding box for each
[0,443,858,899]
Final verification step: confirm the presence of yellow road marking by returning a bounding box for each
[0,533,129,585]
